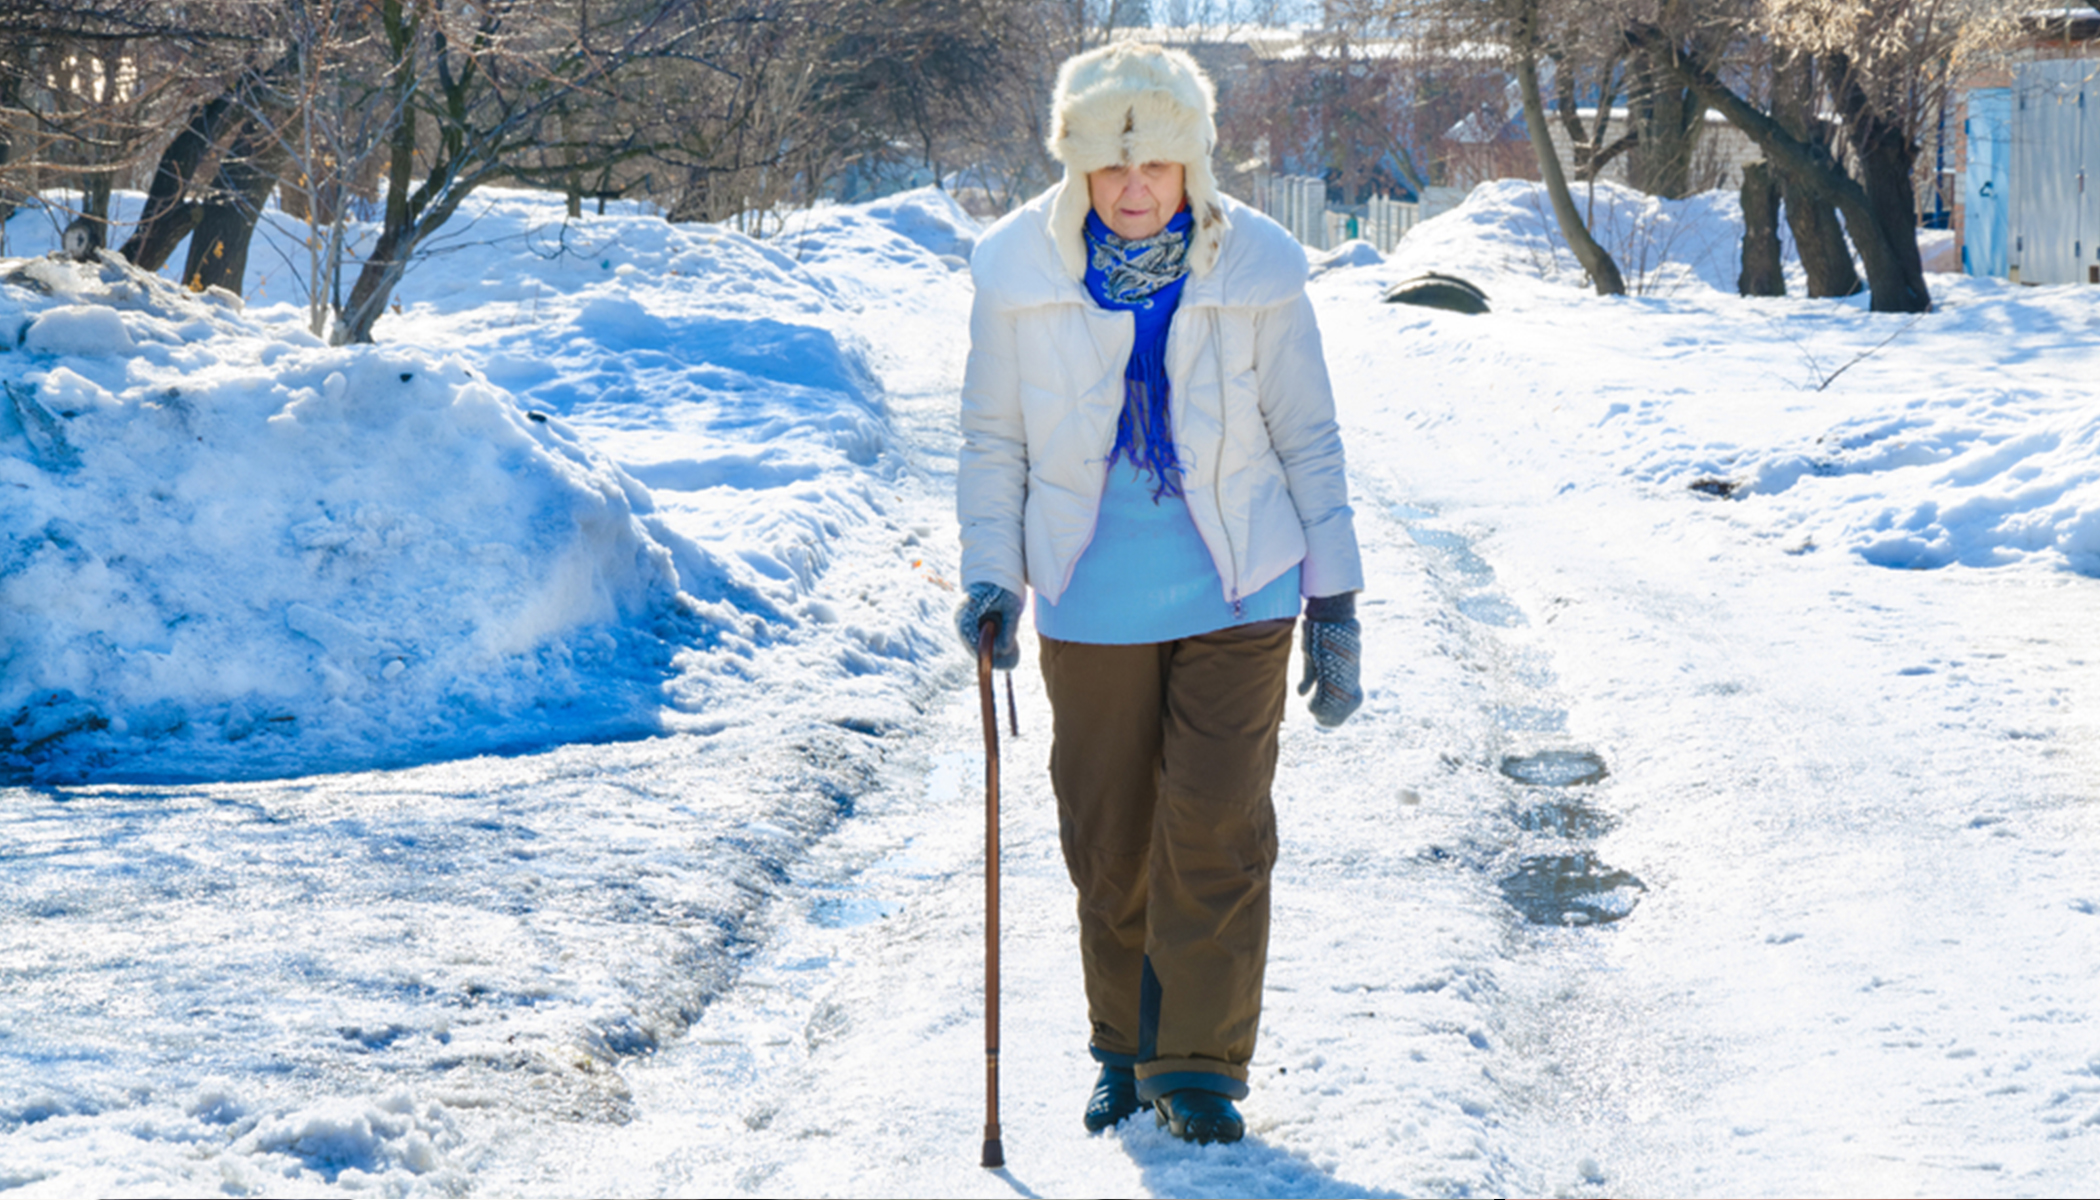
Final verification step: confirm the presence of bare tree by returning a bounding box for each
[324,0,817,344]
[259,1,399,337]
[1547,34,1634,184]
[0,1,260,244]
[1625,0,2019,312]
[1219,23,1461,203]
[1375,0,1625,292]
[1508,0,1624,292]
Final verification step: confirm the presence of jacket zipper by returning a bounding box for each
[1054,308,1132,600]
[1212,314,1243,615]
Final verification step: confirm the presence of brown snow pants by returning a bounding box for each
[1038,617,1294,1101]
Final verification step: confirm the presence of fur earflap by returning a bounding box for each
[1046,42,1229,280]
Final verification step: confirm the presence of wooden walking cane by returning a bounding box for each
[976,618,1005,1169]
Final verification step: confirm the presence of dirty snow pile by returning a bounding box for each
[1,188,981,781]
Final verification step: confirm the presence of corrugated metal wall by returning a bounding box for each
[2009,60,2100,285]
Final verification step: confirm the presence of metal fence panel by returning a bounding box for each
[1248,174,1473,255]
[2010,60,2097,286]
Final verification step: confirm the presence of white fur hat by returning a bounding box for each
[1046,41,1229,279]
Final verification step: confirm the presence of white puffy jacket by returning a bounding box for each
[958,184,1363,609]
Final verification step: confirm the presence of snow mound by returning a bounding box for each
[760,187,982,309]
[1309,238,1384,280]
[1,254,715,781]
[1391,178,1753,297]
[226,1090,464,1192]
[860,187,980,260]
[1735,395,2100,573]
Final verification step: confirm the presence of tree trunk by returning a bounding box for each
[1831,56,1928,313]
[181,129,283,294]
[1514,6,1625,296]
[1625,25,1925,312]
[1771,55,1860,298]
[1738,160,1784,296]
[1781,173,1861,297]
[0,71,17,233]
[83,176,113,230]
[79,44,121,243]
[120,95,235,271]
[337,215,413,345]
[561,105,582,219]
[1626,55,1701,199]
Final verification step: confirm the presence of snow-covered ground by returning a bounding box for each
[3,179,2095,1197]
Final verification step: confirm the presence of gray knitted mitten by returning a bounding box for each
[955,581,1023,670]
[1298,593,1362,728]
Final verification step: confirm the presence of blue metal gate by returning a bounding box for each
[1964,88,2010,277]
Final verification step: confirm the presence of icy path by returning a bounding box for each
[1316,268,2100,1195]
[7,186,2098,1196]
[476,276,2100,1196]
[469,405,1536,1199]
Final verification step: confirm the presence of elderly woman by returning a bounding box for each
[954,42,1364,1146]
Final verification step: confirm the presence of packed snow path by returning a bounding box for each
[492,204,2097,1195]
[478,321,2098,1196]
[6,184,2099,1196]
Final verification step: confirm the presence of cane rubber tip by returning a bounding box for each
[981,1138,1005,1169]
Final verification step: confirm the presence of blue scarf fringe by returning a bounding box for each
[1083,209,1193,500]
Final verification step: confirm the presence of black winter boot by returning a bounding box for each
[1154,1089,1244,1144]
[1084,1064,1141,1132]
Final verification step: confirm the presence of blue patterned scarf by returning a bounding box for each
[1083,207,1193,500]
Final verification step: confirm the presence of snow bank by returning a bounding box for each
[1370,179,2100,578]
[1386,178,1752,296]
[3,185,980,782]
[226,1090,463,1192]
[1308,238,1384,280]
[1726,391,2100,573]
[0,254,712,781]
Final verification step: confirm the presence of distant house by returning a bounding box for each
[1539,108,1761,195]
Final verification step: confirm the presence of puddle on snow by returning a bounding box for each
[1501,749,1609,788]
[808,895,896,928]
[1492,704,1568,734]
[1499,853,1645,926]
[1393,501,1640,928]
[1456,593,1528,627]
[1509,796,1616,838]
[1405,525,1496,583]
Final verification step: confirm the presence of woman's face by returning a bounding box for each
[1088,161,1186,240]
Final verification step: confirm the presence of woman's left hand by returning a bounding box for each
[1298,594,1362,727]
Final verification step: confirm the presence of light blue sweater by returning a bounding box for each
[1035,460,1302,644]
